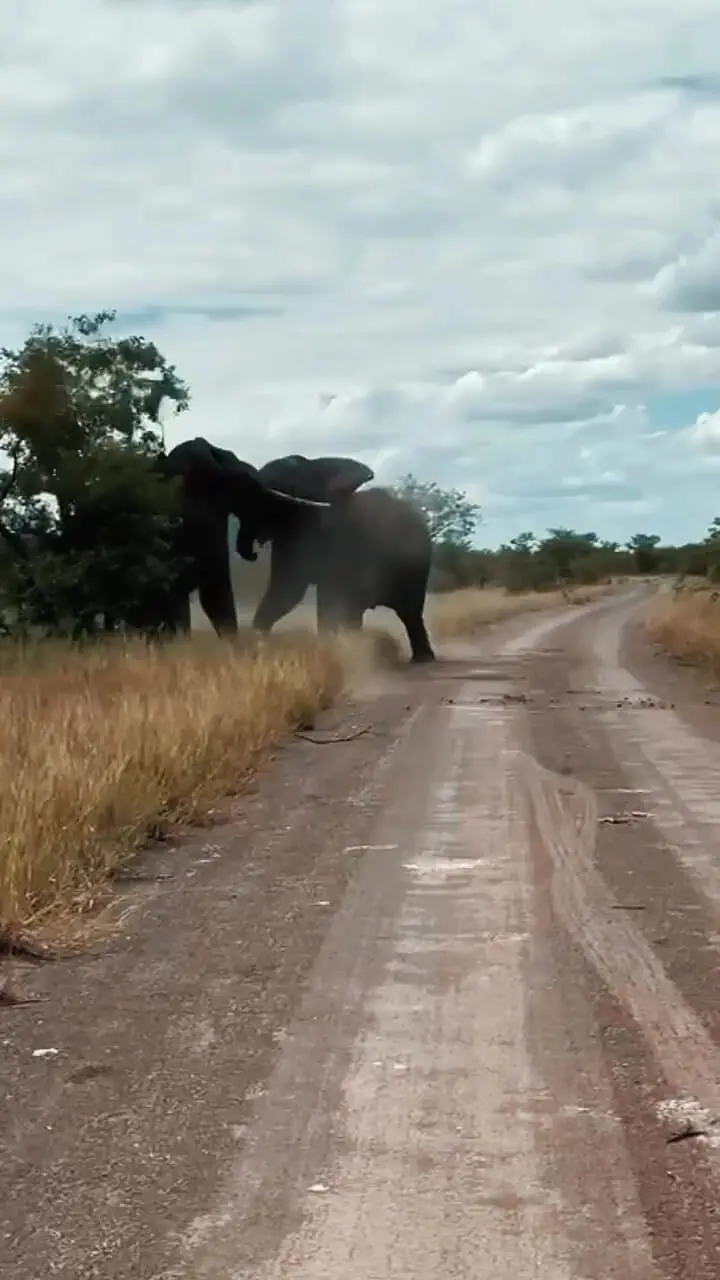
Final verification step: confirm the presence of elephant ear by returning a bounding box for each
[254,455,308,499]
[257,455,374,504]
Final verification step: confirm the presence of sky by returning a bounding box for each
[3,1,720,548]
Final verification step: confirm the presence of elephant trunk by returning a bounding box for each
[236,525,260,561]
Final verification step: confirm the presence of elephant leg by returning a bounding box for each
[253,563,309,632]
[316,578,342,633]
[179,502,237,638]
[197,556,238,638]
[168,590,191,636]
[395,594,435,663]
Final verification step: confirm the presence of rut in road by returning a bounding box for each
[6,587,720,1279]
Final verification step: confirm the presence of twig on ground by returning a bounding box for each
[295,725,373,744]
[0,979,45,1008]
[666,1122,716,1145]
[598,810,649,825]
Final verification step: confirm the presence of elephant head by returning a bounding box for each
[235,454,375,559]
[162,438,332,561]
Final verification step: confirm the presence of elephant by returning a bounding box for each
[236,454,436,663]
[146,438,333,638]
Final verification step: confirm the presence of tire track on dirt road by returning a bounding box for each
[517,590,720,1275]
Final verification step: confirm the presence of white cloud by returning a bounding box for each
[2,0,720,544]
[651,231,720,311]
[688,409,720,445]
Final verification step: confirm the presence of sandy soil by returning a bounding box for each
[4,584,720,1277]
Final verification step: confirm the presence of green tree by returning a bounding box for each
[508,532,537,554]
[537,529,599,584]
[626,532,661,575]
[496,532,543,592]
[702,518,720,582]
[392,474,482,550]
[391,473,483,590]
[494,528,622,593]
[0,311,189,635]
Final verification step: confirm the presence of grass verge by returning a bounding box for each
[644,582,720,675]
[0,582,614,934]
[425,582,613,641]
[0,629,401,934]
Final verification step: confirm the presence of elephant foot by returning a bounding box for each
[410,648,436,664]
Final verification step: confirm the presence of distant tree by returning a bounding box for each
[508,532,537,554]
[391,473,484,591]
[496,532,541,592]
[0,310,189,635]
[702,518,720,582]
[626,532,661,575]
[593,538,633,579]
[392,474,482,550]
[492,528,632,592]
[537,528,599,584]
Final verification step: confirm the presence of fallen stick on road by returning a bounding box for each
[0,979,45,1008]
[666,1120,719,1145]
[598,810,649,824]
[295,726,373,744]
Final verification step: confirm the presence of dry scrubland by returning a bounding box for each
[645,581,720,674]
[424,581,607,640]
[1,583,612,933]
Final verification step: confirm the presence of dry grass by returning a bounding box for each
[644,582,720,674]
[426,582,613,641]
[0,629,401,932]
[0,581,615,933]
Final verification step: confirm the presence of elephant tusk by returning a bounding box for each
[267,486,331,509]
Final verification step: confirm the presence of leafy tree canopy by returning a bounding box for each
[626,531,661,575]
[392,473,482,550]
[0,311,189,634]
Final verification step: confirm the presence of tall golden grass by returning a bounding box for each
[425,582,612,640]
[0,583,614,933]
[644,582,720,674]
[0,632,351,932]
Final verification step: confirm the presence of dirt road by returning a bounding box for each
[5,584,720,1277]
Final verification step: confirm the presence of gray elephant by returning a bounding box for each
[150,438,331,637]
[236,454,436,663]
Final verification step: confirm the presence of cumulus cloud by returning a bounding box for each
[688,409,720,445]
[2,0,720,544]
[652,232,720,312]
